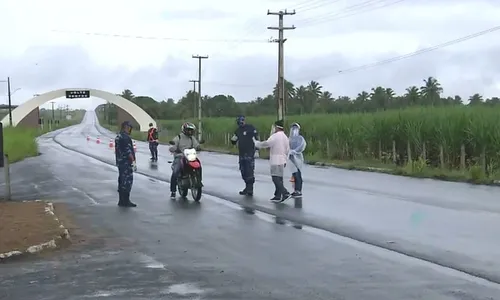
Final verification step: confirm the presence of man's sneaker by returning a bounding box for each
[170,192,176,200]
[239,189,253,196]
[280,193,292,202]
[270,196,281,203]
[291,191,302,197]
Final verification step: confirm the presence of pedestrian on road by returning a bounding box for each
[169,122,200,200]
[288,122,306,197]
[230,115,259,196]
[254,119,291,203]
[147,122,159,162]
[115,121,137,207]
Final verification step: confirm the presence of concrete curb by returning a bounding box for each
[0,200,71,261]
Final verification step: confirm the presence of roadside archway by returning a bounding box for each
[1,88,156,131]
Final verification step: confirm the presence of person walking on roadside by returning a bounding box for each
[147,122,159,162]
[254,119,291,203]
[288,122,306,197]
[115,121,138,207]
[230,115,259,196]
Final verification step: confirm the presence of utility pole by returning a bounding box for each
[267,9,295,123]
[192,55,208,141]
[7,77,12,126]
[189,79,199,118]
[50,101,55,120]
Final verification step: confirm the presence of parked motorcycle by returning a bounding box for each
[168,141,203,202]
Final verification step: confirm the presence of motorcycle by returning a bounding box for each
[168,141,203,202]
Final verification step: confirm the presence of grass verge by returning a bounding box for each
[98,122,500,186]
[3,120,81,164]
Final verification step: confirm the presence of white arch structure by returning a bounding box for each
[1,88,156,131]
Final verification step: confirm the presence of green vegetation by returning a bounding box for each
[3,113,85,164]
[95,76,500,185]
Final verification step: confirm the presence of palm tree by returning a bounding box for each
[120,89,134,100]
[420,77,443,105]
[316,91,333,113]
[468,93,483,106]
[370,86,387,110]
[354,91,370,111]
[404,86,420,106]
[295,86,308,115]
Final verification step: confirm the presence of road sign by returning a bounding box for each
[65,90,90,99]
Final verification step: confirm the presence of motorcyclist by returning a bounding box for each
[169,122,201,200]
[230,115,258,196]
[147,122,159,162]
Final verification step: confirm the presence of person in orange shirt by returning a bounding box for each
[147,122,159,162]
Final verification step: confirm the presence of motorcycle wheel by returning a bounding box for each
[191,187,202,202]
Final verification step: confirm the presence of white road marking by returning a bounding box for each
[71,187,98,204]
[136,253,165,269]
[164,283,208,296]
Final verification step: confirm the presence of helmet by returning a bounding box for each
[290,122,300,129]
[236,115,245,127]
[290,122,300,137]
[182,122,196,136]
[149,122,153,127]
[121,121,134,129]
[121,121,133,134]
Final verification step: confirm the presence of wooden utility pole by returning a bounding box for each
[189,79,199,118]
[7,77,12,126]
[267,9,295,123]
[192,55,208,141]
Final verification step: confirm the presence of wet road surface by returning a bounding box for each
[0,111,499,299]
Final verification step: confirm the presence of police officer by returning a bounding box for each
[147,122,159,162]
[231,115,258,196]
[115,121,138,207]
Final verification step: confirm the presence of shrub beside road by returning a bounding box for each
[100,105,500,185]
[3,118,84,164]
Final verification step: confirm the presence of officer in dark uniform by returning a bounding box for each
[147,122,159,162]
[231,115,258,196]
[115,121,137,207]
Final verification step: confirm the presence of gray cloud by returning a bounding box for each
[0,43,498,108]
[160,8,231,20]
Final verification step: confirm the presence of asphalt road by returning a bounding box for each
[1,111,499,299]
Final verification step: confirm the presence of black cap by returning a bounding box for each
[274,119,284,129]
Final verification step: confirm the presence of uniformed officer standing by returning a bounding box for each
[230,115,258,196]
[115,121,138,207]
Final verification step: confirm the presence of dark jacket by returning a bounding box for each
[231,124,258,157]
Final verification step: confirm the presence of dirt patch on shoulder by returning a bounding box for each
[0,201,62,254]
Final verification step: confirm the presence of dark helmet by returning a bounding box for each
[236,115,245,126]
[121,121,133,129]
[149,122,153,127]
[181,122,196,136]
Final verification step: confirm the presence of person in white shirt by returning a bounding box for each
[253,119,292,203]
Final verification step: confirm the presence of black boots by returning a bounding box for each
[118,191,137,207]
[239,183,254,196]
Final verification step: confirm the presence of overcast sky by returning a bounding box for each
[0,0,499,110]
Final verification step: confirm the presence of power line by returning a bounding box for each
[50,29,269,44]
[335,25,500,75]
[297,0,407,27]
[205,25,500,87]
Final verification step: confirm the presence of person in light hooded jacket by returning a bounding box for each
[253,119,291,203]
[288,122,306,197]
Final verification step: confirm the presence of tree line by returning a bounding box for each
[97,76,500,123]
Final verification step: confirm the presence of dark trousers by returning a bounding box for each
[239,157,255,190]
[170,157,181,193]
[149,142,158,159]
[118,164,134,193]
[272,176,288,197]
[292,170,303,192]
